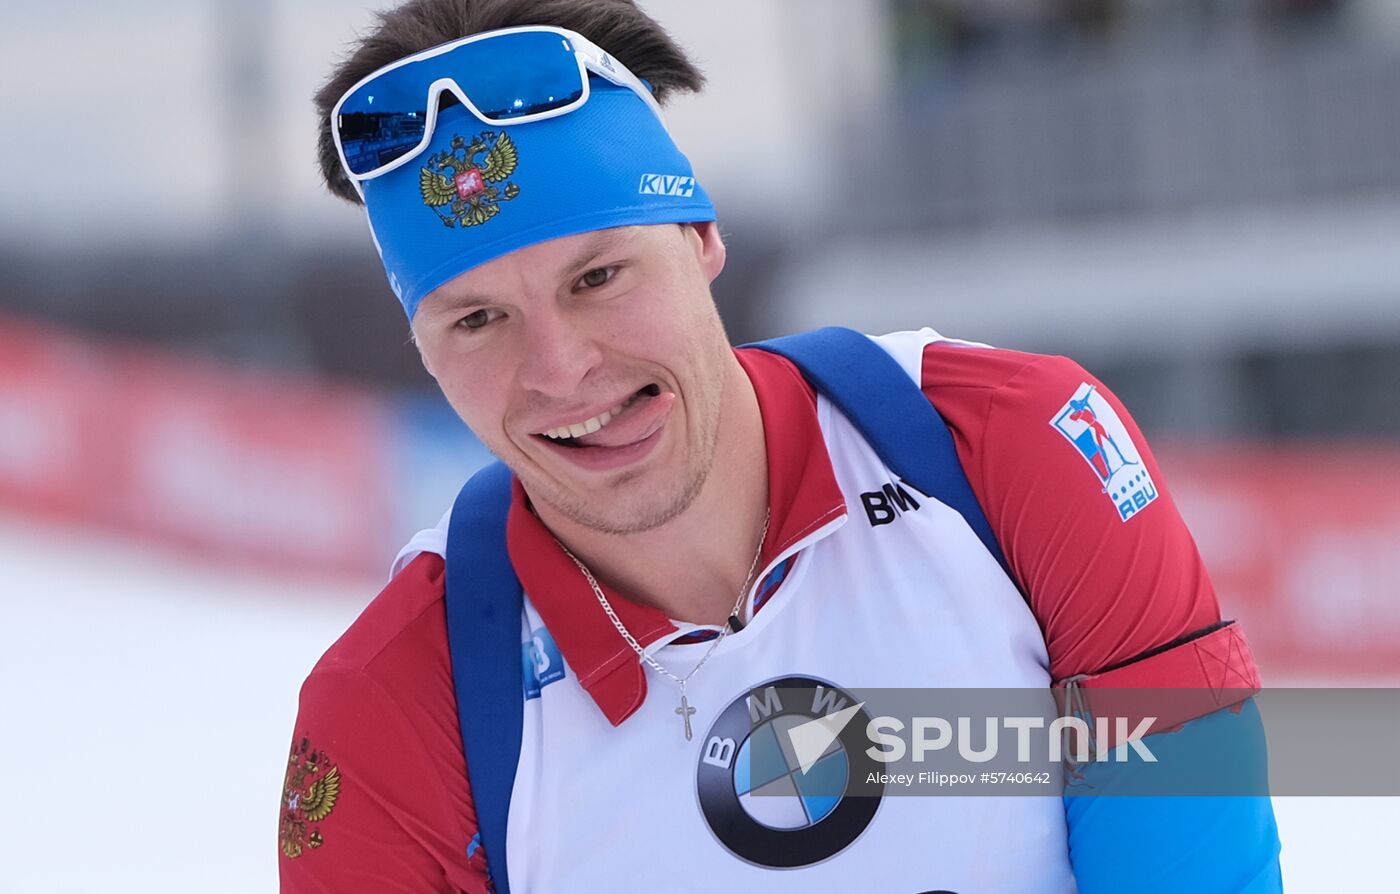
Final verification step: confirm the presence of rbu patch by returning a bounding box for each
[639,174,696,198]
[1050,383,1159,523]
[522,626,566,700]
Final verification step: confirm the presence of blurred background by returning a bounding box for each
[2,0,1397,890]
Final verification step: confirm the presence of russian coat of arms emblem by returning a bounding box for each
[279,736,341,859]
[419,130,521,228]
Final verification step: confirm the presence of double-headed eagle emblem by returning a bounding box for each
[419,130,521,227]
[280,737,342,859]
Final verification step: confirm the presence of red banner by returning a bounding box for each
[0,316,394,578]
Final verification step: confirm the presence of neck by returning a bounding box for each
[537,353,770,627]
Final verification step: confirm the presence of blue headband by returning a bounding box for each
[361,81,717,320]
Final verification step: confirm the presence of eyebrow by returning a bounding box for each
[424,290,493,318]
[423,228,637,319]
[558,227,634,280]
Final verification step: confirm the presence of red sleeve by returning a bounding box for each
[278,555,490,893]
[921,343,1221,682]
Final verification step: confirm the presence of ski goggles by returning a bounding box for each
[331,25,667,183]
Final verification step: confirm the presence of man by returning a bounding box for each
[280,1,1282,891]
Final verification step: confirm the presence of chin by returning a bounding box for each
[539,463,709,536]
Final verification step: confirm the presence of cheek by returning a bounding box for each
[627,275,717,348]
[427,351,513,435]
[460,379,509,427]
[453,391,518,454]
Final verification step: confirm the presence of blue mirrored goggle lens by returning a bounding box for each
[455,32,586,120]
[338,31,586,176]
[337,72,431,176]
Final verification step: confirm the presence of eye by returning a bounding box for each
[457,308,502,331]
[577,266,614,290]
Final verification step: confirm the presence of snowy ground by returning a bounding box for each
[1,513,1394,892]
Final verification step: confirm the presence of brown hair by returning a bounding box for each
[314,0,705,205]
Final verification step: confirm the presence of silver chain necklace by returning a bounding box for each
[555,509,770,741]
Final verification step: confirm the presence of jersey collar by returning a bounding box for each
[504,347,845,726]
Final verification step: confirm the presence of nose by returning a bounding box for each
[514,303,605,398]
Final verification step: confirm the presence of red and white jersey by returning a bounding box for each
[280,330,1222,893]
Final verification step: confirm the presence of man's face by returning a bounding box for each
[411,223,731,534]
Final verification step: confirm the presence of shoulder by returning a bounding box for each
[867,327,1088,401]
[294,550,457,773]
[297,550,461,765]
[867,329,1106,467]
[311,550,449,679]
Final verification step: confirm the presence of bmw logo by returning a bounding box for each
[695,676,882,868]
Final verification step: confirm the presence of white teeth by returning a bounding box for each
[540,402,626,440]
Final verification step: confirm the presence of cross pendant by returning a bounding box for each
[676,693,697,741]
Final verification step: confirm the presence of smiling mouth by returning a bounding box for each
[535,383,663,449]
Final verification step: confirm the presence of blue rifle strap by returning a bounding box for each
[444,460,520,894]
[749,327,1016,582]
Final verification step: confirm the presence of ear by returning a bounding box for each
[687,220,727,283]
